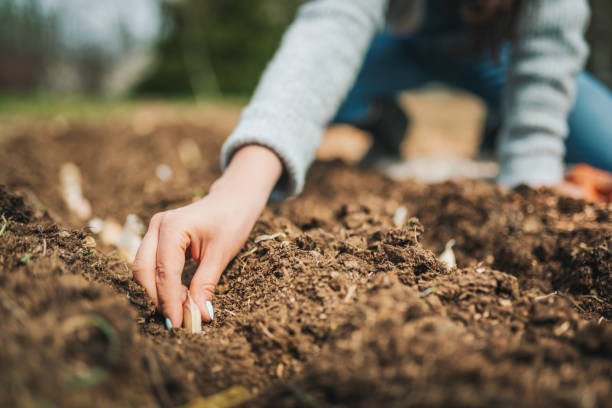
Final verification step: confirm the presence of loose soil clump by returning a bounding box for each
[1,116,611,407]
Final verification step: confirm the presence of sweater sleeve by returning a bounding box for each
[220,0,388,200]
[497,0,590,188]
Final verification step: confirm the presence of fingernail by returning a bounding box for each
[164,317,173,330]
[206,301,214,321]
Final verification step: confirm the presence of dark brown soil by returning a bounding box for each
[0,114,611,407]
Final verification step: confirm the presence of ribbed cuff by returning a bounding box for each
[497,154,564,188]
[220,111,318,201]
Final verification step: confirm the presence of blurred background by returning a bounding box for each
[1,0,610,99]
[0,0,303,98]
[1,0,611,168]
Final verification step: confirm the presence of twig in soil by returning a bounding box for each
[0,214,7,237]
[343,284,357,303]
[534,291,558,302]
[418,287,437,298]
[258,322,277,341]
[42,238,47,256]
[555,292,586,313]
[239,247,257,259]
[145,350,173,408]
[584,294,605,303]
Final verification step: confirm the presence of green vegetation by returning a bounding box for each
[0,94,247,121]
[136,0,304,96]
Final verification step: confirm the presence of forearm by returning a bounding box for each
[497,0,590,187]
[221,0,388,199]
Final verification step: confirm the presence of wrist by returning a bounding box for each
[212,145,282,202]
[498,154,564,188]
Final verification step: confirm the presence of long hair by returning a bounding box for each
[460,0,531,56]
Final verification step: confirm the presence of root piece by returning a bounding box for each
[183,290,202,334]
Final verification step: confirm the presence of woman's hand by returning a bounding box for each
[557,164,612,202]
[132,145,282,328]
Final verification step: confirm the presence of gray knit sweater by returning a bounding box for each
[221,0,590,199]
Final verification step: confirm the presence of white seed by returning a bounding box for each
[155,164,173,182]
[100,218,122,246]
[183,290,202,333]
[59,162,92,220]
[392,206,408,228]
[117,214,145,263]
[177,138,202,168]
[439,239,456,268]
[88,218,104,234]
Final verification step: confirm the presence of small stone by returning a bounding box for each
[499,299,512,307]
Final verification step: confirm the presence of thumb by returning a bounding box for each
[189,243,225,323]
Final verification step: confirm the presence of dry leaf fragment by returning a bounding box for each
[183,290,202,333]
[99,218,122,246]
[439,239,456,268]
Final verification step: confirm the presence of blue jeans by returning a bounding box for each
[333,32,612,172]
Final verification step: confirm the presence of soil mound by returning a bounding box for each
[1,119,611,407]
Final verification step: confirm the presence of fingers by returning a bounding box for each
[132,213,163,306]
[566,164,612,198]
[156,215,191,328]
[190,241,225,323]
